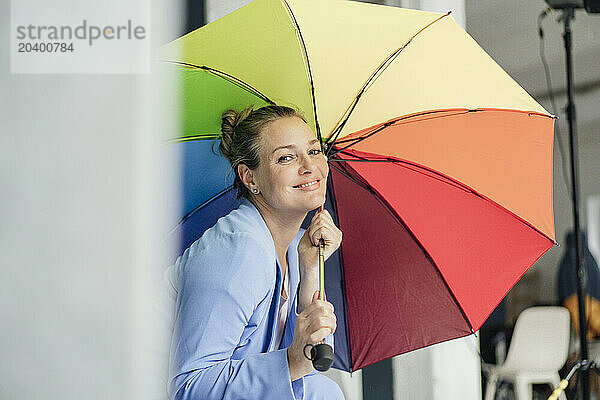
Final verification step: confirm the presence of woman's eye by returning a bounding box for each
[278,155,294,163]
[309,149,321,155]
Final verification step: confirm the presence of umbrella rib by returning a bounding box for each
[161,60,276,106]
[334,151,473,194]
[326,12,452,153]
[168,185,236,237]
[331,155,477,195]
[330,108,556,156]
[329,163,376,195]
[334,110,456,144]
[335,160,476,335]
[329,158,395,163]
[329,121,392,158]
[335,150,557,245]
[330,109,470,153]
[282,0,323,147]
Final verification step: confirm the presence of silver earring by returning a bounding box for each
[252,188,259,194]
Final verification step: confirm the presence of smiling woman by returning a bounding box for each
[167,105,345,400]
[237,115,329,216]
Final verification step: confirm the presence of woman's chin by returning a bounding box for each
[274,189,326,214]
[302,192,326,211]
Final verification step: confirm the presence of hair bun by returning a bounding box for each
[220,107,253,161]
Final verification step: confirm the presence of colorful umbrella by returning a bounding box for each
[159,0,556,372]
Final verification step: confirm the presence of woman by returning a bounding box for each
[168,105,345,400]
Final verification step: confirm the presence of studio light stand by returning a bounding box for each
[543,1,599,399]
[563,7,591,399]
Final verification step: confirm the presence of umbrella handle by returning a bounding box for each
[304,343,334,372]
[307,219,334,372]
[318,237,325,302]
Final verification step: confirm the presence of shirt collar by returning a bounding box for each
[238,198,302,305]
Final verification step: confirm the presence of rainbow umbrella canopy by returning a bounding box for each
[159,0,556,372]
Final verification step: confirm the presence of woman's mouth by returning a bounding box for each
[294,180,320,191]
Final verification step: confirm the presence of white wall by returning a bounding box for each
[0,0,181,398]
[392,336,481,400]
[588,195,600,262]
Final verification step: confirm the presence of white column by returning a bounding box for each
[323,368,364,400]
[392,346,435,399]
[0,0,181,399]
[392,336,481,400]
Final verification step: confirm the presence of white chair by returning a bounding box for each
[484,306,571,400]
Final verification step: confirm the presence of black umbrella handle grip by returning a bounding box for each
[304,343,334,372]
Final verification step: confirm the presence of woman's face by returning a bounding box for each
[251,116,328,215]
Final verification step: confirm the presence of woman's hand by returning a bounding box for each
[296,209,342,313]
[288,291,337,381]
[297,209,342,274]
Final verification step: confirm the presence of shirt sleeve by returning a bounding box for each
[168,233,298,400]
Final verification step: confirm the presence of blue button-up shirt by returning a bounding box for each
[168,199,342,400]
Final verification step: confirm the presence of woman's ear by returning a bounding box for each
[237,164,256,192]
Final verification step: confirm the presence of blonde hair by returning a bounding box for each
[219,105,306,199]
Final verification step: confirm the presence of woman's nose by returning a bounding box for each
[298,155,315,174]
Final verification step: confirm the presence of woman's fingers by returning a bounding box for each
[310,225,335,246]
[303,299,335,319]
[308,211,341,247]
[308,209,333,228]
[301,315,336,344]
[316,209,333,223]
[315,224,342,242]
[299,298,336,344]
[310,208,331,220]
[309,327,335,343]
[307,313,336,333]
[296,209,343,271]
[288,295,337,379]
